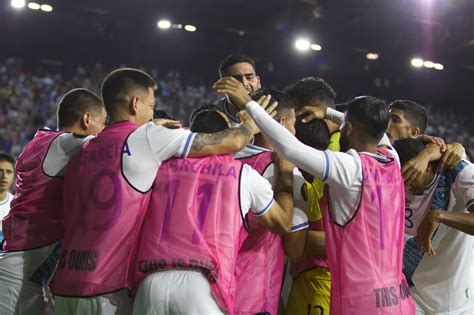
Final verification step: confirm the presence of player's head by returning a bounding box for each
[219,54,261,96]
[393,138,436,194]
[57,88,106,136]
[284,77,336,110]
[388,100,428,143]
[340,96,389,152]
[0,152,15,194]
[101,68,157,125]
[188,104,222,126]
[253,88,296,135]
[189,106,231,133]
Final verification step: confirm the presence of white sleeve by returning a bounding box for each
[43,133,94,177]
[291,168,309,232]
[325,107,344,125]
[122,123,195,192]
[378,133,400,167]
[452,161,474,211]
[240,164,274,217]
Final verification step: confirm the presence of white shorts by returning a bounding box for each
[55,289,132,315]
[133,270,224,315]
[411,286,474,315]
[0,242,59,315]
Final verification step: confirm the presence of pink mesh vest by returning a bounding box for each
[323,149,415,314]
[234,151,284,315]
[52,121,151,297]
[291,188,329,277]
[2,130,65,251]
[134,155,244,313]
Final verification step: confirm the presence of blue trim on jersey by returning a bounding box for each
[181,133,194,158]
[467,198,474,209]
[246,144,268,153]
[291,221,310,231]
[322,151,330,181]
[253,199,274,216]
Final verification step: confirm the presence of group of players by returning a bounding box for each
[0,54,472,315]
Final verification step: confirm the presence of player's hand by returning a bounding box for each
[237,110,259,135]
[416,135,446,152]
[272,152,294,173]
[295,104,327,123]
[213,77,252,110]
[255,95,278,118]
[417,210,441,256]
[152,118,182,129]
[402,150,430,189]
[438,143,464,171]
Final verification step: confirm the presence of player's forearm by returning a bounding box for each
[284,230,307,263]
[304,230,326,259]
[245,101,327,179]
[188,123,253,157]
[274,169,295,233]
[325,107,344,125]
[435,210,474,235]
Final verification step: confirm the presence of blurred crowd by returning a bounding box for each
[0,57,472,158]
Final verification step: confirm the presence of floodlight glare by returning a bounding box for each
[40,4,53,12]
[423,61,435,68]
[310,44,322,51]
[28,2,40,10]
[433,63,444,70]
[157,20,172,29]
[11,0,25,9]
[366,53,379,60]
[411,58,424,67]
[295,39,311,51]
[184,25,197,32]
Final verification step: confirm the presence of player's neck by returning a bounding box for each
[352,140,378,154]
[254,134,273,151]
[225,99,240,118]
[0,190,8,202]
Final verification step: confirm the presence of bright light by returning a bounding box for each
[157,20,171,29]
[40,4,53,12]
[423,61,435,68]
[295,39,311,51]
[366,53,379,60]
[310,44,322,51]
[11,0,25,9]
[434,63,444,70]
[184,25,197,32]
[411,58,424,67]
[28,2,40,10]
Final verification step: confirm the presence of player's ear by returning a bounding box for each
[129,96,140,115]
[80,112,92,130]
[409,127,421,137]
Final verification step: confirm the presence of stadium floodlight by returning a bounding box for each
[11,0,25,9]
[157,20,172,29]
[423,61,435,68]
[184,25,197,32]
[366,53,379,60]
[28,2,40,10]
[433,63,444,70]
[40,4,53,12]
[295,39,311,51]
[310,44,322,51]
[411,58,424,68]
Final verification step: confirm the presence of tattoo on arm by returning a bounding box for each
[191,123,253,152]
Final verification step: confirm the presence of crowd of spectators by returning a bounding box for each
[0,57,472,159]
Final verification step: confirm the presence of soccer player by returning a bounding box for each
[0,152,15,240]
[393,138,474,314]
[231,89,309,315]
[0,88,106,315]
[52,68,261,314]
[215,54,261,123]
[214,76,415,314]
[132,108,296,314]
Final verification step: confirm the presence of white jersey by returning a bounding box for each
[235,144,309,231]
[405,160,474,314]
[0,192,13,234]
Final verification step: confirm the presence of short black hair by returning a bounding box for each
[189,104,221,126]
[389,100,428,133]
[284,77,336,110]
[346,96,389,142]
[57,88,104,129]
[101,68,157,116]
[0,152,15,167]
[189,108,229,133]
[218,54,256,77]
[252,88,295,119]
[295,118,330,151]
[392,138,425,166]
[153,110,175,120]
